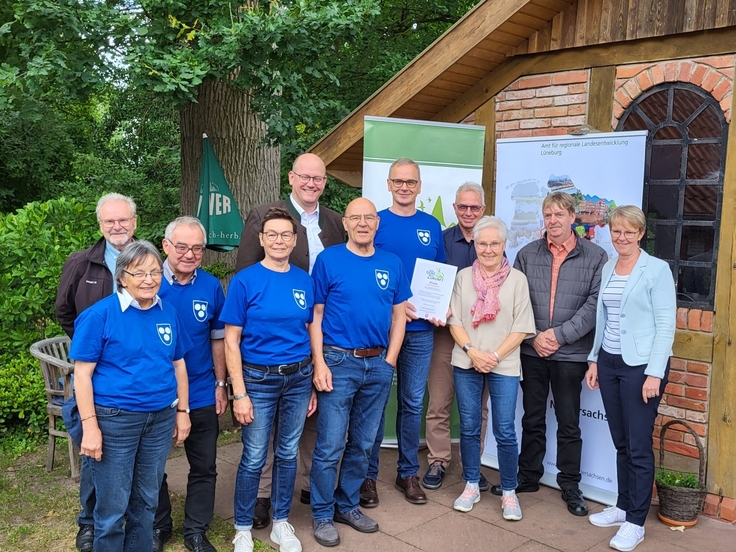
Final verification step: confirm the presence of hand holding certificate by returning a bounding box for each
[408,259,457,324]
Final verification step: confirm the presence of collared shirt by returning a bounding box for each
[104,242,122,293]
[117,288,163,312]
[547,230,579,319]
[163,259,198,286]
[290,193,322,274]
[443,225,477,270]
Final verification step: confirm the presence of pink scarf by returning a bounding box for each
[471,257,511,329]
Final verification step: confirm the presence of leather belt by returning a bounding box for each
[325,345,384,358]
[243,356,312,375]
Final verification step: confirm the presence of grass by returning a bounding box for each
[0,424,274,552]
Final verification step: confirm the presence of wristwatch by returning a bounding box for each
[177,408,190,414]
[462,343,473,353]
[215,380,227,388]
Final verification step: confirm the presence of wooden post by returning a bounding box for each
[474,98,496,214]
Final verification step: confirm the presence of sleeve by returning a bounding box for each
[306,277,316,324]
[510,273,537,336]
[219,274,248,327]
[210,280,226,339]
[173,311,194,361]
[68,308,106,362]
[644,263,677,378]
[234,207,265,272]
[312,253,329,305]
[447,271,464,327]
[394,262,412,305]
[55,254,83,338]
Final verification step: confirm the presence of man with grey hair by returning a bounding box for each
[152,216,227,552]
[422,182,490,490]
[55,192,138,551]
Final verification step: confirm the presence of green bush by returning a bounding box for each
[0,354,47,435]
[0,198,99,363]
[655,467,701,489]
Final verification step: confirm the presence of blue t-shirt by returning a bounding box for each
[375,209,446,331]
[313,244,411,349]
[159,270,225,410]
[69,294,193,412]
[220,262,314,366]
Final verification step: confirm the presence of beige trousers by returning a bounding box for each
[425,326,489,467]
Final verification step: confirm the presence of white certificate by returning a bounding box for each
[408,259,458,324]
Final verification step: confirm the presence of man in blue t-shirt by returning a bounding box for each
[309,198,410,548]
[154,217,227,552]
[364,158,446,507]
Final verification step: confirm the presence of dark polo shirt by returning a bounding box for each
[443,225,477,270]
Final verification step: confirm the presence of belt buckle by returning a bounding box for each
[277,364,290,375]
[352,349,363,358]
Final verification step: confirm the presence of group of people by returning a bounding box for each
[56,151,676,552]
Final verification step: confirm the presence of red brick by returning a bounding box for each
[652,436,661,450]
[685,387,708,400]
[717,67,734,80]
[637,71,654,91]
[684,421,707,437]
[496,92,506,102]
[688,309,702,330]
[676,308,688,329]
[704,493,721,517]
[537,85,570,97]
[664,62,679,81]
[497,121,520,131]
[668,370,685,384]
[502,108,535,121]
[496,100,522,111]
[615,87,632,107]
[498,129,534,138]
[678,61,694,82]
[670,358,687,371]
[533,128,568,136]
[684,373,708,388]
[691,64,708,86]
[664,383,685,396]
[721,497,736,522]
[552,70,588,85]
[663,440,700,458]
[712,79,731,101]
[702,70,722,91]
[551,115,586,127]
[687,361,710,375]
[518,75,552,89]
[667,396,707,412]
[569,83,588,94]
[521,97,554,108]
[536,106,569,118]
[651,64,665,84]
[663,428,684,442]
[568,104,586,116]
[720,97,732,122]
[623,79,642,99]
[613,104,625,120]
[520,118,552,129]
[658,405,685,418]
[616,63,652,79]
[700,311,714,332]
[554,94,587,106]
[505,89,536,100]
[697,55,735,69]
[506,81,520,91]
[686,411,708,423]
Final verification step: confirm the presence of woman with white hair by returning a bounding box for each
[447,216,535,519]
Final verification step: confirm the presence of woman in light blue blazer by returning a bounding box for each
[585,206,676,552]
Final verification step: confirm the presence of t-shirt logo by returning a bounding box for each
[375,269,390,290]
[417,230,431,246]
[156,323,173,346]
[293,289,307,310]
[193,300,208,322]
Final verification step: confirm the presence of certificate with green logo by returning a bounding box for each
[408,259,457,324]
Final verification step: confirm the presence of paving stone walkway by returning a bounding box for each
[166,442,734,552]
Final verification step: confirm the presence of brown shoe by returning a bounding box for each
[360,478,379,508]
[395,474,427,504]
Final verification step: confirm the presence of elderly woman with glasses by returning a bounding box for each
[447,216,535,520]
[70,240,193,551]
[223,207,316,552]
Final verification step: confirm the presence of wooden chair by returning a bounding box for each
[29,336,79,480]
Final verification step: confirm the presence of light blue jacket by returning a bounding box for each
[588,250,676,379]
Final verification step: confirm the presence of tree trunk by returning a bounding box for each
[180,78,280,282]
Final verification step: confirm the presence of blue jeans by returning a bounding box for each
[367,329,434,479]
[77,457,95,527]
[89,404,176,551]
[454,367,520,490]
[310,349,394,520]
[234,363,313,530]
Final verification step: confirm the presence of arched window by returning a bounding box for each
[617,83,728,309]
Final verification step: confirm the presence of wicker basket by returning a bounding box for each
[655,420,707,524]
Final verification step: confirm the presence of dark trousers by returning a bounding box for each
[518,354,587,489]
[598,349,668,526]
[155,405,219,538]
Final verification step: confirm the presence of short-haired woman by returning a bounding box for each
[586,206,676,552]
[71,240,192,551]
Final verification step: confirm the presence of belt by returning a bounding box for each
[243,356,312,375]
[324,345,384,358]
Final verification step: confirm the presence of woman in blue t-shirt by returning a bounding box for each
[70,241,192,551]
[222,207,315,552]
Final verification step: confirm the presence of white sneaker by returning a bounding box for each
[453,482,481,512]
[233,530,253,552]
[270,521,302,552]
[589,506,627,527]
[501,491,523,521]
[609,521,645,551]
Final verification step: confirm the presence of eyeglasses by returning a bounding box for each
[475,241,504,251]
[292,172,327,185]
[455,204,483,213]
[261,231,295,242]
[610,230,639,239]
[123,269,164,280]
[389,178,419,189]
[346,214,377,223]
[169,243,205,255]
[99,217,135,229]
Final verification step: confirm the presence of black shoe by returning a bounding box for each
[491,479,539,496]
[479,472,489,492]
[152,528,172,552]
[253,497,271,529]
[421,461,445,490]
[184,533,217,552]
[561,487,588,516]
[300,488,311,505]
[359,478,379,508]
[75,524,94,552]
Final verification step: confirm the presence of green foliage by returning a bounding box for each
[200,261,235,280]
[0,198,99,362]
[0,354,47,436]
[655,467,701,489]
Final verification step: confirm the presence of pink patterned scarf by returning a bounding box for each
[471,257,511,328]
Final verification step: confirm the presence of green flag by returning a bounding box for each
[195,135,243,252]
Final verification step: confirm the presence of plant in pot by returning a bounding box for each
[655,420,707,527]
